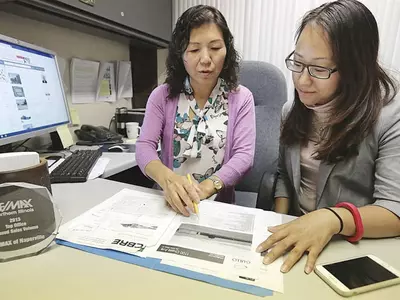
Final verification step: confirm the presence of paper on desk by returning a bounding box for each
[147,201,284,293]
[116,61,133,99]
[56,125,74,149]
[57,190,284,293]
[46,159,57,167]
[71,58,99,104]
[96,62,116,102]
[88,157,110,180]
[57,189,177,257]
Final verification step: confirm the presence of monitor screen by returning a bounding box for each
[0,34,69,146]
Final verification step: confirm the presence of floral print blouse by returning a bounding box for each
[173,77,229,184]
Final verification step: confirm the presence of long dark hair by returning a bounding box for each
[281,0,398,163]
[165,5,240,99]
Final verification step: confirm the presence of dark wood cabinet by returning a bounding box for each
[0,0,172,47]
[56,0,172,42]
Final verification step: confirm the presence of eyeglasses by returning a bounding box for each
[285,50,338,79]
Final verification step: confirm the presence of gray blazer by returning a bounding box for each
[275,95,400,217]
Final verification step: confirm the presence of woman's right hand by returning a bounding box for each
[160,173,200,216]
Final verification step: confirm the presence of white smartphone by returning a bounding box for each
[315,255,400,297]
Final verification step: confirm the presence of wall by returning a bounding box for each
[173,0,400,98]
[157,48,168,85]
[0,11,131,130]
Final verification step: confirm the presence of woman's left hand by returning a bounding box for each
[256,209,341,274]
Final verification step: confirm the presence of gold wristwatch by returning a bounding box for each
[209,175,223,191]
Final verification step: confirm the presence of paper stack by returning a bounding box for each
[70,58,133,104]
[116,61,133,100]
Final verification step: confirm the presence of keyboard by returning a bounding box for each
[50,149,102,183]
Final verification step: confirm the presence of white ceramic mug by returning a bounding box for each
[126,122,141,139]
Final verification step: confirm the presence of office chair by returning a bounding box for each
[234,61,287,210]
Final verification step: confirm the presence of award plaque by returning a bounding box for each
[0,182,61,262]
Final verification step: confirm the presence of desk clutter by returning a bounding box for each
[0,182,61,262]
[0,152,61,262]
[0,152,51,193]
[49,149,103,183]
[70,58,133,104]
[100,143,136,153]
[56,188,284,296]
[74,124,123,145]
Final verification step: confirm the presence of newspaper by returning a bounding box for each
[147,201,284,293]
[57,188,284,292]
[57,189,176,256]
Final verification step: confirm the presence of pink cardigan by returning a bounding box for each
[136,84,256,204]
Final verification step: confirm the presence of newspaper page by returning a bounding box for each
[146,200,284,293]
[96,62,116,102]
[57,189,176,256]
[57,191,284,292]
[70,58,99,104]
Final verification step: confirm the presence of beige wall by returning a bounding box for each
[157,48,168,85]
[0,11,131,133]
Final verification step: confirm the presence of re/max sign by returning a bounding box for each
[111,239,145,251]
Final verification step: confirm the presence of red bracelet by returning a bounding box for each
[335,202,364,242]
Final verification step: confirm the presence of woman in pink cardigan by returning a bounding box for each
[136,5,255,216]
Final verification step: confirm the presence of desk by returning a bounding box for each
[67,144,138,178]
[101,152,137,178]
[1,178,399,300]
[70,141,158,182]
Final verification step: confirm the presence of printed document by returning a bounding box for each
[116,61,133,99]
[147,201,284,293]
[70,58,99,104]
[57,189,284,292]
[96,62,116,102]
[57,189,176,256]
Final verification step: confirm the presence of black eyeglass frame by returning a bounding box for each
[285,50,338,79]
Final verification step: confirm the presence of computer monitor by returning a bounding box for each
[0,34,70,147]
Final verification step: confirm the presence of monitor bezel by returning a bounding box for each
[0,33,71,147]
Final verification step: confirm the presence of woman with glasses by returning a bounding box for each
[257,0,400,274]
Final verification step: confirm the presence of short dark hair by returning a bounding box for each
[281,0,398,163]
[165,5,240,99]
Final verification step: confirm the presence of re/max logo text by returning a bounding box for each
[0,199,32,213]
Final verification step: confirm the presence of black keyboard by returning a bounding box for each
[50,149,102,183]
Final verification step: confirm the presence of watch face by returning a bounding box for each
[214,180,223,190]
[209,176,222,190]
